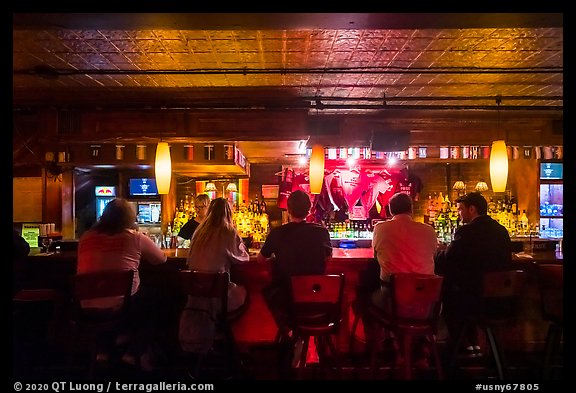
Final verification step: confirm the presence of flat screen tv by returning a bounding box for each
[129,178,158,196]
[540,163,563,180]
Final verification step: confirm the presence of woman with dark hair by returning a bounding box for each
[77,198,167,367]
[78,198,166,301]
[179,197,249,354]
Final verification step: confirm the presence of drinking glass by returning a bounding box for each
[41,238,52,252]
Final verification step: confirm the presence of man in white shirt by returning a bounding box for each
[372,192,438,297]
[369,192,438,367]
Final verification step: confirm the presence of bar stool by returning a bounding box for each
[536,264,563,379]
[449,269,527,380]
[68,270,134,378]
[366,273,444,380]
[13,288,64,376]
[178,270,248,379]
[281,273,345,379]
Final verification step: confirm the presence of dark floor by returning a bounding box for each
[13,299,562,381]
[13,338,562,381]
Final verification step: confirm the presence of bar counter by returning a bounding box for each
[23,246,562,354]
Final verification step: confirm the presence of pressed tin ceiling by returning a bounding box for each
[13,13,563,114]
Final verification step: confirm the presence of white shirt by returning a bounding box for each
[371,214,438,280]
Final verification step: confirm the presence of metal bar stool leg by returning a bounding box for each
[297,335,310,379]
[486,327,505,380]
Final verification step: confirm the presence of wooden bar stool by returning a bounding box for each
[449,269,527,380]
[285,273,345,379]
[536,264,563,379]
[367,273,444,380]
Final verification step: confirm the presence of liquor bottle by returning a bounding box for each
[520,210,529,235]
[253,195,260,214]
[437,192,444,208]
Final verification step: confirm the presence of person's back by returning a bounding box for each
[77,199,166,300]
[76,198,168,368]
[259,190,332,285]
[186,197,249,311]
[180,197,249,354]
[186,197,249,274]
[370,192,438,309]
[435,192,512,309]
[438,214,511,303]
[434,192,512,354]
[372,198,438,280]
[263,221,331,285]
[258,190,332,327]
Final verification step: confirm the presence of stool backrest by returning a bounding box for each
[70,269,134,327]
[179,270,230,326]
[72,270,134,308]
[290,273,345,329]
[482,269,526,321]
[536,264,563,322]
[391,273,444,322]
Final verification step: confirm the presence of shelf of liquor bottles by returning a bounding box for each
[171,194,270,247]
[424,191,562,244]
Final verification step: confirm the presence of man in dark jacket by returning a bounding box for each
[434,192,512,355]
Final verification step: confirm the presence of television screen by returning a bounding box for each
[129,178,158,196]
[540,163,563,180]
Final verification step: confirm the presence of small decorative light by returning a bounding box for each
[154,142,171,194]
[475,180,489,192]
[452,180,466,191]
[205,181,217,200]
[225,182,238,192]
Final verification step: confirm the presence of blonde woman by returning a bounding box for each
[180,197,249,353]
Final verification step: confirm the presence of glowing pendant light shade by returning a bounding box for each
[489,140,508,192]
[204,181,217,200]
[155,142,172,194]
[309,144,325,194]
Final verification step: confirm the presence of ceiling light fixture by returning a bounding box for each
[490,96,508,192]
[154,142,171,194]
[309,144,325,194]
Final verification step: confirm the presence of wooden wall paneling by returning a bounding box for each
[61,171,75,239]
[44,168,62,230]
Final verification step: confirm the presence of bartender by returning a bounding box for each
[177,194,210,242]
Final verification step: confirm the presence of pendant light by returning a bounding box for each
[490,96,508,192]
[155,141,171,194]
[205,181,217,200]
[452,164,466,196]
[475,180,489,192]
[225,182,238,192]
[309,144,325,194]
[225,182,237,205]
[452,180,466,191]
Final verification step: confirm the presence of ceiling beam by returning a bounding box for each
[13,13,563,30]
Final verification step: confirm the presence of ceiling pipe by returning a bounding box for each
[305,95,563,102]
[12,103,562,112]
[15,66,563,77]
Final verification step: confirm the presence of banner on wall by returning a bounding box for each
[277,165,423,219]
